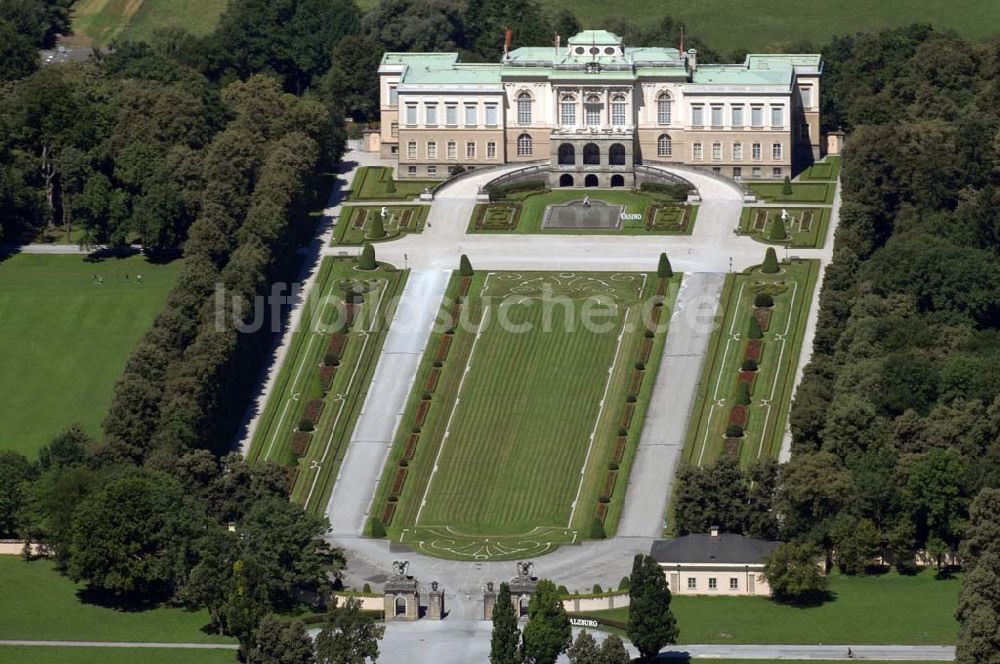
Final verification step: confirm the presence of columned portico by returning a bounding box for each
[547,130,636,188]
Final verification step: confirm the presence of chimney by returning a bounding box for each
[504,27,512,59]
[555,33,560,57]
[687,48,698,73]
[678,26,684,56]
[710,525,719,537]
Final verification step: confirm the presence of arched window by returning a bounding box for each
[611,94,627,126]
[610,174,625,187]
[558,143,575,165]
[560,94,576,126]
[584,94,602,126]
[559,173,574,187]
[516,91,532,124]
[609,143,626,165]
[657,134,672,158]
[517,133,532,156]
[584,173,599,187]
[583,143,600,165]
[657,92,672,125]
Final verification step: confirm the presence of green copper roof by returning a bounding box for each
[566,30,622,46]
[692,65,792,86]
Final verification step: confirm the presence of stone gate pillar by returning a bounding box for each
[427,581,445,620]
[383,561,420,621]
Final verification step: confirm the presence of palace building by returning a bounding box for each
[376,30,822,187]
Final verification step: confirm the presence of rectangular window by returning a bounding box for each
[801,123,810,140]
[611,99,626,126]
[388,86,398,105]
[732,166,742,178]
[405,105,417,126]
[711,105,723,127]
[773,166,783,178]
[560,101,575,126]
[445,104,458,126]
[657,97,672,125]
[426,141,437,159]
[464,104,477,126]
[733,142,743,160]
[751,105,763,128]
[691,105,704,127]
[799,86,812,108]
[752,142,762,160]
[406,141,416,159]
[752,166,762,177]
[390,121,399,138]
[712,166,721,174]
[772,142,783,160]
[427,165,437,175]
[485,104,498,127]
[771,106,784,127]
[692,142,703,160]
[447,140,457,160]
[687,578,696,590]
[729,578,739,590]
[712,142,722,161]
[407,165,416,175]
[466,141,476,159]
[709,578,717,590]
[425,104,438,126]
[731,105,744,127]
[487,141,496,159]
[390,145,398,155]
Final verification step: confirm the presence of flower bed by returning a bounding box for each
[291,431,312,457]
[602,471,618,499]
[449,303,462,329]
[620,403,635,431]
[639,338,652,363]
[595,502,609,523]
[305,399,325,423]
[414,400,430,427]
[381,502,396,526]
[403,433,419,460]
[656,278,669,297]
[723,438,742,459]
[327,333,348,360]
[319,365,337,392]
[434,335,452,362]
[753,307,772,331]
[391,467,408,495]
[612,436,626,463]
[738,370,757,393]
[745,339,764,362]
[425,368,441,393]
[285,467,299,493]
[729,405,748,427]
[458,276,472,297]
[628,370,643,398]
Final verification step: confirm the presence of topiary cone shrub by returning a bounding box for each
[298,417,315,433]
[358,243,376,270]
[367,213,386,239]
[592,584,603,594]
[726,424,745,438]
[754,292,774,308]
[590,517,607,540]
[741,358,758,372]
[767,217,787,241]
[657,252,673,278]
[761,247,779,273]
[369,517,386,538]
[782,176,793,196]
[459,254,474,277]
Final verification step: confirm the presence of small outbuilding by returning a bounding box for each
[649,527,780,597]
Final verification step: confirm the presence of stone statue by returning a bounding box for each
[582,195,591,208]
[781,208,789,221]
[517,561,533,580]
[392,560,409,578]
[381,206,388,221]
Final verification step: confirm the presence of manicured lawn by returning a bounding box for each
[247,258,407,515]
[0,647,236,663]
[347,167,435,202]
[748,181,835,204]
[352,0,1000,52]
[0,254,180,457]
[469,189,697,235]
[581,570,959,646]
[738,207,830,249]
[682,259,820,467]
[332,204,429,245]
[69,0,226,46]
[375,271,680,559]
[796,157,841,182]
[0,558,233,644]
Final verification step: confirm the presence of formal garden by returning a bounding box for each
[737,206,831,249]
[347,166,435,201]
[247,257,406,515]
[332,204,429,245]
[468,181,697,235]
[747,180,835,204]
[682,255,820,465]
[368,267,681,559]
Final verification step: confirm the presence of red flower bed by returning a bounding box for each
[415,400,430,427]
[620,403,635,431]
[285,467,299,493]
[327,333,348,359]
[753,307,772,331]
[391,467,408,495]
[458,277,472,297]
[403,434,419,460]
[602,471,618,499]
[745,339,764,362]
[628,370,644,398]
[305,399,325,423]
[425,369,441,393]
[612,437,627,463]
[319,365,337,392]
[739,371,757,393]
[449,303,462,328]
[382,502,397,526]
[434,336,452,362]
[723,438,742,459]
[639,338,653,363]
[595,502,609,523]
[656,279,669,297]
[729,405,748,427]
[649,304,662,327]
[291,431,312,457]
[344,303,360,329]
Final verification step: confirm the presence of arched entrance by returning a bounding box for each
[559,173,574,187]
[584,174,599,187]
[583,143,600,165]
[609,143,626,165]
[610,174,625,187]
[519,596,530,617]
[558,143,575,165]
[395,596,406,616]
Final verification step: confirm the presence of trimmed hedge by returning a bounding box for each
[639,181,691,200]
[486,179,547,201]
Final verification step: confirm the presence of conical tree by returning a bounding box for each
[590,517,606,540]
[367,211,386,239]
[761,247,779,273]
[628,553,678,661]
[521,579,571,664]
[359,243,376,270]
[490,583,520,664]
[657,252,673,279]
[782,176,793,196]
[767,216,787,241]
[460,254,474,277]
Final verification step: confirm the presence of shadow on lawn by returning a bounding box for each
[771,589,838,608]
